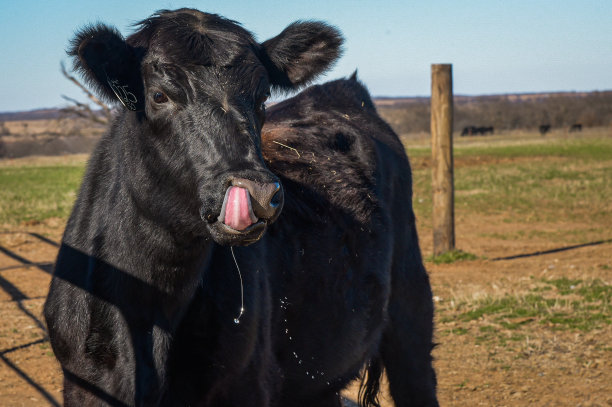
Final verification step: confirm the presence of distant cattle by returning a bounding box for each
[480,126,494,135]
[569,123,583,132]
[461,126,494,136]
[44,8,438,407]
[539,124,551,135]
[461,126,476,136]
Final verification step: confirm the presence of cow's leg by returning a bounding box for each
[57,321,172,406]
[380,234,438,406]
[130,324,173,405]
[62,373,104,406]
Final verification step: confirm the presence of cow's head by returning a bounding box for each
[69,9,342,245]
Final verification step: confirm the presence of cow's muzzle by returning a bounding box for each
[206,178,284,246]
[229,178,283,221]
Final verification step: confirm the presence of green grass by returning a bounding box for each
[0,164,85,225]
[443,278,611,338]
[408,134,612,229]
[546,277,583,295]
[454,137,612,161]
[578,279,612,302]
[453,162,610,223]
[426,249,479,264]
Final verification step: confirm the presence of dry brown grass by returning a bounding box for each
[2,119,104,138]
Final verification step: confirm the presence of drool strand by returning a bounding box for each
[230,247,245,324]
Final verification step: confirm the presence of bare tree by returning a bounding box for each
[60,62,113,125]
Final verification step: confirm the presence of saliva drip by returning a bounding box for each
[230,247,245,324]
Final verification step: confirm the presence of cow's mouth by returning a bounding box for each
[218,186,259,231]
[206,186,269,246]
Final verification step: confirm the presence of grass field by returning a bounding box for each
[0,165,84,225]
[0,129,610,406]
[407,130,612,241]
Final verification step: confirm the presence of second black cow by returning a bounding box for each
[44,8,438,407]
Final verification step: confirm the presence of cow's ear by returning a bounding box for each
[68,24,144,111]
[262,21,343,90]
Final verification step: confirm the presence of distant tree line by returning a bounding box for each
[376,91,612,135]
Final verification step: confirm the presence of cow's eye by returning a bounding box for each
[153,92,168,104]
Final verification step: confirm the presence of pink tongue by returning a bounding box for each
[224,187,254,230]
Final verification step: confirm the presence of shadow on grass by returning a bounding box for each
[492,239,612,261]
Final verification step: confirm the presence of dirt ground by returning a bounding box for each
[0,210,610,406]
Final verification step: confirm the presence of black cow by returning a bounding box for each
[460,126,476,136]
[44,8,438,407]
[461,126,494,136]
[569,123,583,132]
[539,124,551,135]
[479,126,494,135]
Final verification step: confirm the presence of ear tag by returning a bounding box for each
[106,76,139,111]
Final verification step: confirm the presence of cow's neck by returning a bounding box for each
[63,118,213,296]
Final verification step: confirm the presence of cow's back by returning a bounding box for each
[260,76,421,402]
[262,76,411,225]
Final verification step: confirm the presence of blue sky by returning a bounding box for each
[1,0,611,112]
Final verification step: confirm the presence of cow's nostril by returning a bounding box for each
[270,189,282,208]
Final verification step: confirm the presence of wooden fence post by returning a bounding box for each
[430,64,455,256]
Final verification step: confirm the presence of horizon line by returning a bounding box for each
[2,89,612,115]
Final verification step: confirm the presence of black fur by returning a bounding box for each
[68,24,145,110]
[262,21,344,90]
[44,8,437,407]
[261,77,438,406]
